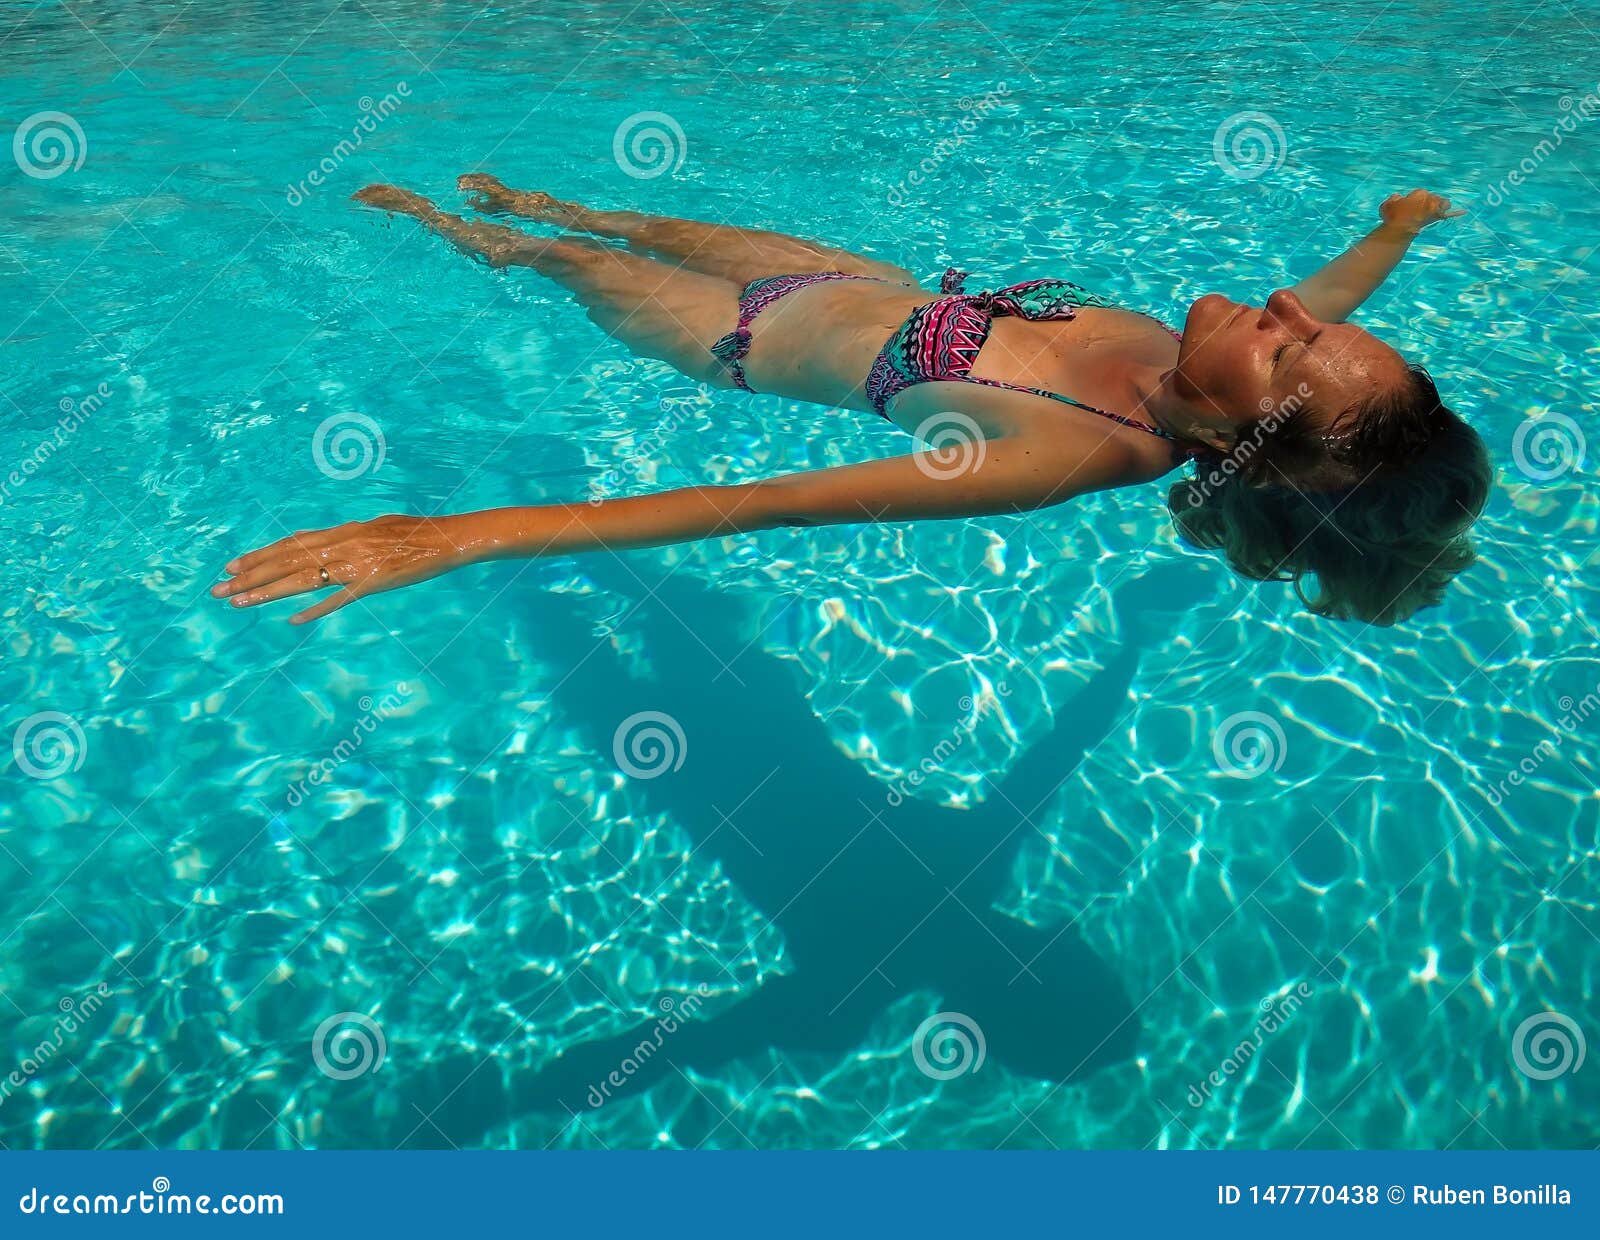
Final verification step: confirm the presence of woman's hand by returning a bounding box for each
[212,514,470,624]
[1289,189,1464,322]
[1378,188,1465,237]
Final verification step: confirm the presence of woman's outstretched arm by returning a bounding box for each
[1289,189,1462,322]
[213,429,1112,625]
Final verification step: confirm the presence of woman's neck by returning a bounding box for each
[1138,366,1224,449]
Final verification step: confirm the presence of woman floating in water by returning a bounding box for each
[214,180,1489,626]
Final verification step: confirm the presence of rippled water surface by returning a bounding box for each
[2,0,1597,1149]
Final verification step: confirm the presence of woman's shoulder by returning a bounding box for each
[891,381,1183,485]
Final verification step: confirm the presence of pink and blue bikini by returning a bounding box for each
[709,267,1195,455]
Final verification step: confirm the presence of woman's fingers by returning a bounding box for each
[212,555,311,599]
[223,535,294,576]
[1380,188,1465,232]
[226,565,343,609]
[290,586,363,626]
[225,527,342,576]
[215,513,462,625]
[213,555,313,598]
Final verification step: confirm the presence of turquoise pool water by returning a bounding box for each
[2,0,1596,1149]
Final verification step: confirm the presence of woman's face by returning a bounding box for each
[1173,289,1412,444]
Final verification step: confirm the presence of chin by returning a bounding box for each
[1184,292,1235,334]
[1174,297,1231,397]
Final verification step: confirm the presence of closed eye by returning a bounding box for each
[1271,341,1292,372]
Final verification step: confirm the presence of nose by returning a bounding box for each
[1260,288,1319,339]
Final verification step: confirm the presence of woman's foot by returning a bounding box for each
[352,183,532,267]
[352,183,439,220]
[456,173,583,226]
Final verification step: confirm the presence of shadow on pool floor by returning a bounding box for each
[419,552,1213,1145]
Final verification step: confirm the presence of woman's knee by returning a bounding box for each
[488,233,609,272]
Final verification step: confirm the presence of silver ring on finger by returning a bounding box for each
[319,566,331,585]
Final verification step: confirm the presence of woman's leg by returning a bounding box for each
[456,173,920,288]
[354,185,743,386]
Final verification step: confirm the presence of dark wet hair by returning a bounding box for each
[1167,365,1493,625]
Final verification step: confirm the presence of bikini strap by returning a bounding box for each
[960,374,1200,457]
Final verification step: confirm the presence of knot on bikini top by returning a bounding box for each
[940,269,1085,322]
[973,286,1077,322]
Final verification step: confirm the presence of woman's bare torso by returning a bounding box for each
[739,278,1186,480]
